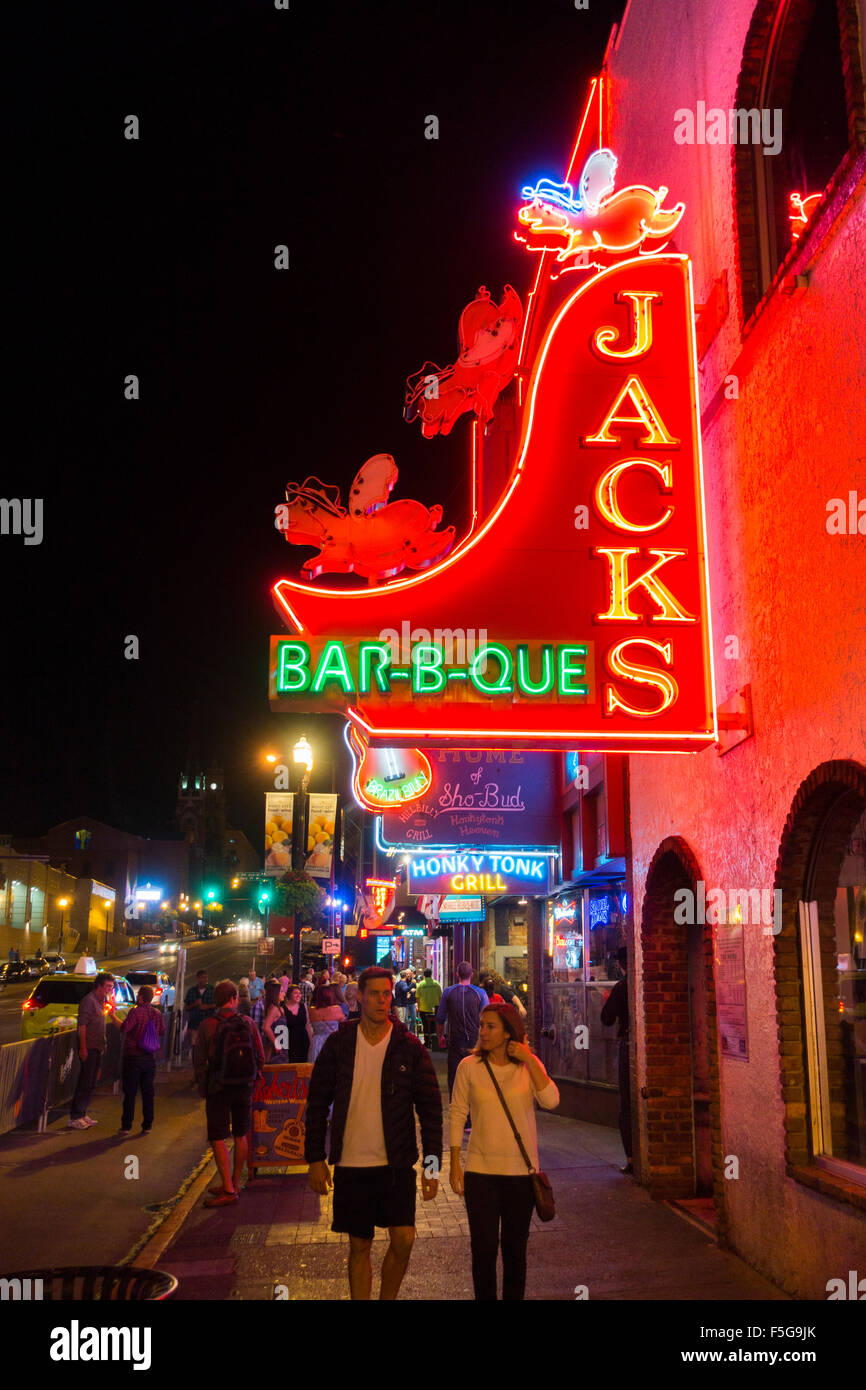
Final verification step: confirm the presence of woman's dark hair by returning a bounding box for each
[473,1003,526,1063]
[264,979,282,1009]
[311,983,338,1008]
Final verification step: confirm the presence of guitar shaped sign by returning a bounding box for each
[347,724,432,812]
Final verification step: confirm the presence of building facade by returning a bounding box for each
[603,0,865,1295]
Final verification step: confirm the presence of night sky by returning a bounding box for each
[4,0,625,847]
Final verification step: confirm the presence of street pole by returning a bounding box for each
[291,767,310,982]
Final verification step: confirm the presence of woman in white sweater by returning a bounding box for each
[449,1002,559,1300]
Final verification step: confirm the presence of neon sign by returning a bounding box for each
[347,725,431,811]
[788,191,821,242]
[515,150,685,274]
[405,285,523,438]
[553,899,577,924]
[269,82,716,756]
[275,455,455,582]
[408,851,550,895]
[275,637,589,701]
[362,877,396,932]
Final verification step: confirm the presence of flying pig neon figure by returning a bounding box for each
[275,453,456,581]
[516,148,685,271]
[405,285,523,438]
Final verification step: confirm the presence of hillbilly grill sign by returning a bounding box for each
[268,92,715,754]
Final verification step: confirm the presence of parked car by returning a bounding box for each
[21,973,136,1040]
[42,953,66,972]
[125,970,175,1008]
[1,961,41,984]
[25,957,50,975]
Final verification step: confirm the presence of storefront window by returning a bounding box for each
[542,885,626,1088]
[551,897,582,982]
[800,805,866,1172]
[586,889,627,982]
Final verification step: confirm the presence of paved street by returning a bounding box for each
[152,1057,789,1302]
[1,935,795,1301]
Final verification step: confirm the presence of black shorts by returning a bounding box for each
[205,1088,252,1142]
[332,1166,416,1239]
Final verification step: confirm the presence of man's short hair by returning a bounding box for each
[213,979,238,1008]
[136,984,154,1004]
[358,966,393,993]
[423,968,432,978]
[456,961,473,980]
[94,973,115,988]
[196,970,208,979]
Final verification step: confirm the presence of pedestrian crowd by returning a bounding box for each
[61,950,563,1301]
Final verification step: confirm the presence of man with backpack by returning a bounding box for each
[436,962,490,1097]
[118,984,166,1136]
[194,978,265,1206]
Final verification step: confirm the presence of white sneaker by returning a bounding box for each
[67,1118,89,1130]
[82,1115,98,1126]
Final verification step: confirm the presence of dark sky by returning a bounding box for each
[4,0,625,847]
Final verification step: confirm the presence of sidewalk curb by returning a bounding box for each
[124,1150,216,1271]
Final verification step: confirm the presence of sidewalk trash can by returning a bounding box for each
[3,1265,178,1300]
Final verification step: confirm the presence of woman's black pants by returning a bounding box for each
[121,1054,156,1130]
[463,1172,535,1300]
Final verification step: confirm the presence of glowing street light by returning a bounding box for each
[57,896,72,953]
[293,736,314,773]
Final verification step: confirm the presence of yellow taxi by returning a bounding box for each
[20,966,136,1040]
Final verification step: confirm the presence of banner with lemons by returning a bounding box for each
[264,793,294,875]
[305,794,338,879]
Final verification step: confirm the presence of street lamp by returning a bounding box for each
[293,737,314,780]
[57,897,71,954]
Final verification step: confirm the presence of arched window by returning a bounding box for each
[734,0,865,324]
[775,761,866,1207]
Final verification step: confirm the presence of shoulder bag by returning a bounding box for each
[482,1056,556,1221]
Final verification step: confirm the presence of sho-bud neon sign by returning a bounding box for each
[268,80,716,754]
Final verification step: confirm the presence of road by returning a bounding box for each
[0,930,293,1044]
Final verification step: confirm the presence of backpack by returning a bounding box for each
[211,1013,258,1087]
[447,984,486,1049]
[137,1011,161,1053]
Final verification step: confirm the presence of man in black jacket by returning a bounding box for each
[305,966,442,1300]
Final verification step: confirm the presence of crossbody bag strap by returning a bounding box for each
[482,1056,535,1174]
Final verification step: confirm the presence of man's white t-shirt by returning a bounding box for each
[338,1023,391,1167]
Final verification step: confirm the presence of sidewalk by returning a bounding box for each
[0,1065,209,1272]
[150,1057,790,1302]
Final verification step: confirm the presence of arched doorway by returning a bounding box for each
[774,760,866,1196]
[640,837,725,1228]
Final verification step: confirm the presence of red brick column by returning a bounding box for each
[639,838,727,1234]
